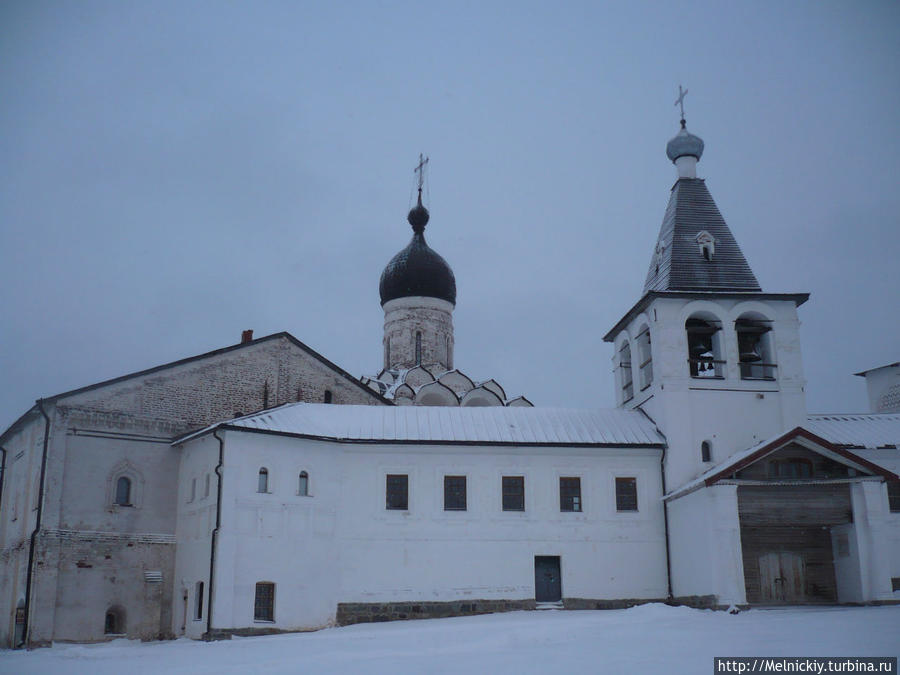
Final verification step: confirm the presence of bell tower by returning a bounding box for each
[603,102,809,489]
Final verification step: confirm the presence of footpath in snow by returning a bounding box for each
[1,604,898,675]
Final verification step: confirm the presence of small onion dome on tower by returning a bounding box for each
[379,194,457,306]
[666,119,705,162]
[666,119,705,178]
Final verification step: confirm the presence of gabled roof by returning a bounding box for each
[665,426,899,501]
[644,178,761,294]
[0,331,391,443]
[854,362,900,377]
[176,403,667,448]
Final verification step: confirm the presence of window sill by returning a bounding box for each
[253,619,275,624]
[690,375,724,380]
[740,377,776,382]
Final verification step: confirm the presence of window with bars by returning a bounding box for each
[559,477,582,512]
[444,475,467,511]
[502,476,525,511]
[615,477,638,512]
[254,582,275,622]
[386,474,408,510]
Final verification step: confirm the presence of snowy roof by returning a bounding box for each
[665,425,899,501]
[176,403,665,447]
[805,413,900,448]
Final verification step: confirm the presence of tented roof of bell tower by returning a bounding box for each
[643,178,761,293]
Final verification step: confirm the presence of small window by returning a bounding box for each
[324,390,333,404]
[415,332,422,365]
[254,582,275,622]
[204,473,211,498]
[104,606,125,635]
[619,341,633,403]
[768,459,813,480]
[502,476,525,512]
[444,476,467,511]
[560,477,582,512]
[616,477,638,512]
[888,482,900,513]
[190,478,197,503]
[115,477,132,506]
[386,474,408,510]
[194,581,204,621]
[298,471,309,496]
[258,468,269,494]
[892,577,900,593]
[701,441,712,463]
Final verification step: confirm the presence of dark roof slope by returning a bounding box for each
[644,178,761,293]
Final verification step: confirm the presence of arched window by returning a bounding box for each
[636,327,652,389]
[736,315,776,380]
[115,477,132,506]
[701,441,712,463]
[257,468,269,494]
[104,606,125,635]
[618,341,633,402]
[323,390,333,404]
[298,471,309,496]
[686,316,723,378]
[415,331,422,365]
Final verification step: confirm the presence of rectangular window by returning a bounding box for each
[444,475,467,511]
[892,577,900,593]
[502,476,525,511]
[204,473,211,498]
[616,477,638,512]
[559,477,582,512]
[254,582,275,622]
[194,581,204,620]
[888,482,900,513]
[190,478,197,502]
[386,474,409,510]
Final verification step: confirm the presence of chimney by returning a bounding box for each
[241,329,253,344]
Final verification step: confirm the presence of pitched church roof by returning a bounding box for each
[643,177,761,293]
[177,402,666,447]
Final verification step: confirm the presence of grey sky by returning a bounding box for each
[1,1,898,430]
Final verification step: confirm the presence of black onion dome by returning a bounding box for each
[379,201,456,306]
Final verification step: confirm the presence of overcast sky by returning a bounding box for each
[1,1,898,430]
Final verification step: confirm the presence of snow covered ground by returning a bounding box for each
[1,604,898,674]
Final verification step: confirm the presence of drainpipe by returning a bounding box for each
[636,406,674,601]
[22,400,52,648]
[659,443,674,602]
[205,430,226,640]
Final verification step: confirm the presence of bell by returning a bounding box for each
[739,337,762,362]
[690,339,711,357]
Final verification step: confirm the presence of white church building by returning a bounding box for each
[1,117,899,646]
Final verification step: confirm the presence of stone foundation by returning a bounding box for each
[337,599,536,625]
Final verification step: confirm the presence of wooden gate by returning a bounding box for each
[757,552,806,603]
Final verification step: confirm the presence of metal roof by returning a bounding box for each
[805,413,900,448]
[644,178,761,293]
[176,403,666,447]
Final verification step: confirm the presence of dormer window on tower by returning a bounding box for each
[696,231,715,261]
[686,316,723,378]
[736,316,776,380]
